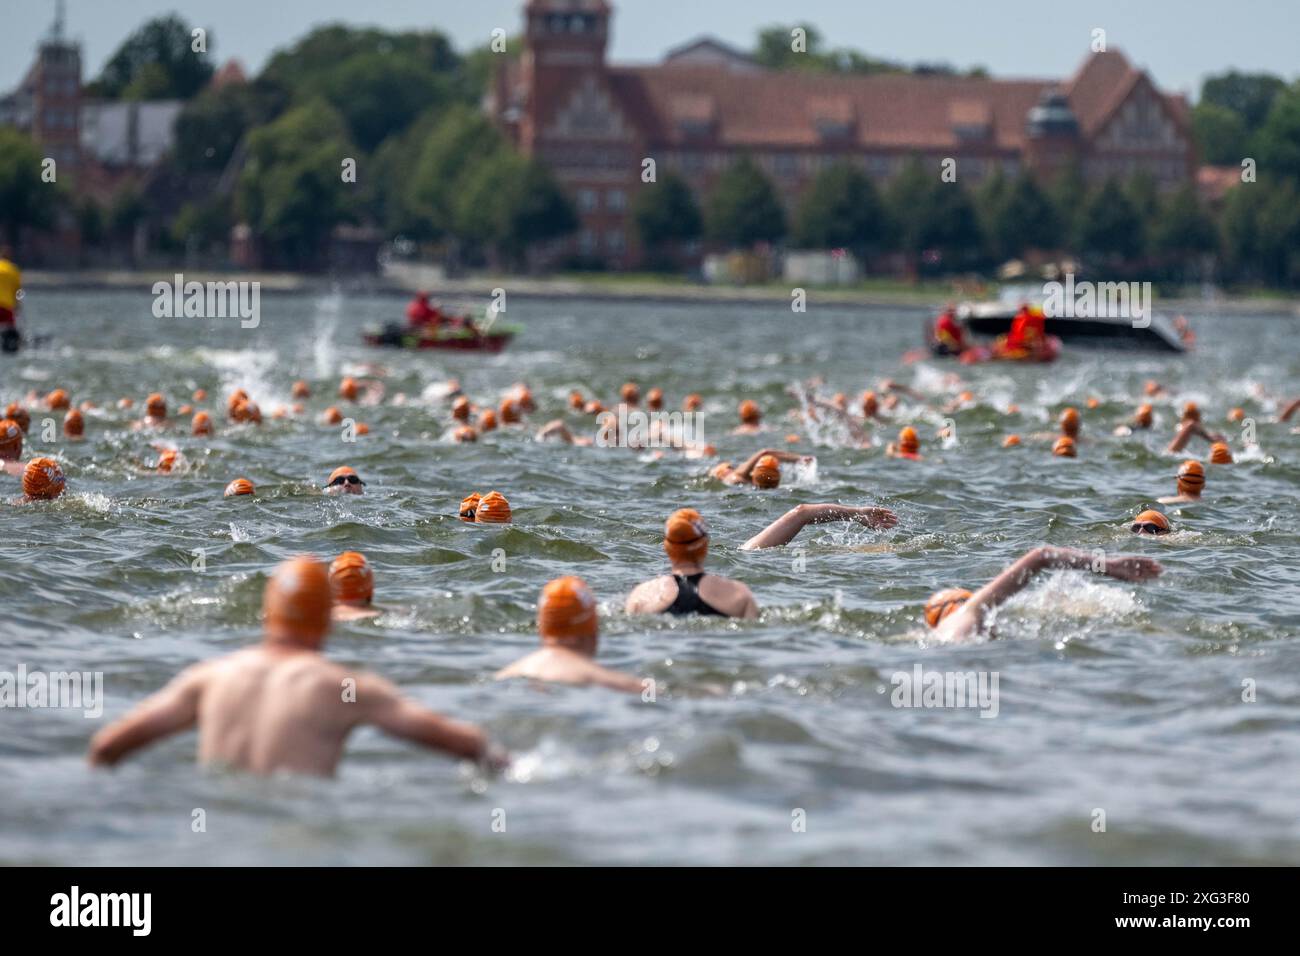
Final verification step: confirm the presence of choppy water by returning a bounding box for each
[2,289,1299,865]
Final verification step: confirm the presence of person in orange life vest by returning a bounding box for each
[1004,304,1046,353]
[405,291,442,331]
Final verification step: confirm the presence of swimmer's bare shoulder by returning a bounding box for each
[697,575,759,618]
[625,576,677,614]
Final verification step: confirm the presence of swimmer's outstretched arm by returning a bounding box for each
[1167,420,1227,452]
[732,448,809,482]
[355,673,501,765]
[937,546,1163,642]
[1278,398,1300,422]
[88,665,206,766]
[741,503,899,550]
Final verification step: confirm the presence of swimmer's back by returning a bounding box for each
[196,647,358,775]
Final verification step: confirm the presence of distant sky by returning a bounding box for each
[4,0,1298,98]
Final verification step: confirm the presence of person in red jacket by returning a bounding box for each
[405,291,442,331]
[931,304,967,355]
[1004,303,1046,354]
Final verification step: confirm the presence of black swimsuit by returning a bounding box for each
[665,573,727,617]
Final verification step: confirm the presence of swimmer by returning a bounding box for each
[224,478,255,497]
[496,576,644,693]
[139,393,167,429]
[156,449,182,473]
[1130,509,1171,535]
[338,375,384,405]
[45,388,71,411]
[458,492,481,521]
[88,556,497,776]
[329,551,381,622]
[292,381,311,399]
[1114,403,1154,436]
[192,411,213,436]
[1059,407,1081,439]
[626,509,759,618]
[1053,435,1077,458]
[925,546,1163,643]
[324,466,365,495]
[646,387,664,411]
[740,502,899,550]
[886,426,922,460]
[711,449,809,488]
[59,408,83,439]
[1,418,25,476]
[1167,414,1226,453]
[1209,441,1233,464]
[620,382,640,407]
[1279,398,1300,422]
[451,396,472,423]
[21,457,65,500]
[1158,460,1205,505]
[732,399,764,435]
[4,402,30,434]
[474,490,511,523]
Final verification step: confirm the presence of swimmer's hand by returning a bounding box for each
[1102,556,1163,582]
[481,742,511,773]
[855,507,898,530]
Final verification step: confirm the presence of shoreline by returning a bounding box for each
[21,268,1300,315]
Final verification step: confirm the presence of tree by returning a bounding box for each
[632,172,702,268]
[1253,83,1300,183]
[236,100,356,268]
[1201,71,1286,132]
[755,24,826,70]
[173,84,255,173]
[705,157,786,247]
[1077,179,1144,261]
[452,152,575,269]
[319,53,447,152]
[1193,101,1249,166]
[0,128,59,243]
[407,107,506,241]
[986,174,1060,261]
[793,162,888,253]
[1047,162,1087,251]
[1152,185,1218,258]
[89,15,214,100]
[885,158,981,272]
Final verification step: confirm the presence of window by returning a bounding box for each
[579,230,596,254]
[576,188,597,213]
[606,230,625,254]
[606,189,626,212]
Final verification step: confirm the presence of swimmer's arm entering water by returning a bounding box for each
[809,399,869,444]
[936,546,1163,642]
[1167,420,1226,452]
[88,664,207,766]
[731,449,809,483]
[741,503,899,550]
[354,673,496,764]
[1277,398,1300,422]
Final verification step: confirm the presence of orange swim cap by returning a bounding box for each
[537,576,598,644]
[514,385,535,412]
[646,387,664,411]
[23,457,65,500]
[1177,459,1205,495]
[227,389,248,414]
[1131,509,1171,535]
[459,492,482,521]
[925,588,972,628]
[193,388,207,402]
[0,419,23,460]
[231,399,261,424]
[145,393,166,419]
[224,478,255,497]
[683,394,703,412]
[569,391,585,411]
[1181,401,1200,423]
[452,425,477,443]
[899,426,920,455]
[192,411,213,436]
[46,388,70,411]
[479,408,498,431]
[1228,407,1245,423]
[60,409,84,438]
[4,403,30,433]
[1059,407,1081,438]
[861,391,879,417]
[832,392,849,411]
[329,551,374,605]
[326,465,364,489]
[178,404,193,416]
[118,397,134,410]
[323,406,343,425]
[957,390,974,405]
[451,396,471,422]
[1135,404,1153,428]
[751,454,781,489]
[1210,442,1233,465]
[621,382,640,405]
[354,422,369,436]
[738,399,761,425]
[157,449,180,473]
[1003,434,1021,447]
[1006,404,1020,415]
[1144,380,1161,397]
[263,556,332,646]
[583,400,605,416]
[664,508,709,564]
[499,399,521,424]
[339,377,359,402]
[291,380,310,399]
[1053,435,1077,457]
[475,490,512,523]
[1086,397,1100,410]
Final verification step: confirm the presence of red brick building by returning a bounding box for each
[491,0,1196,268]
